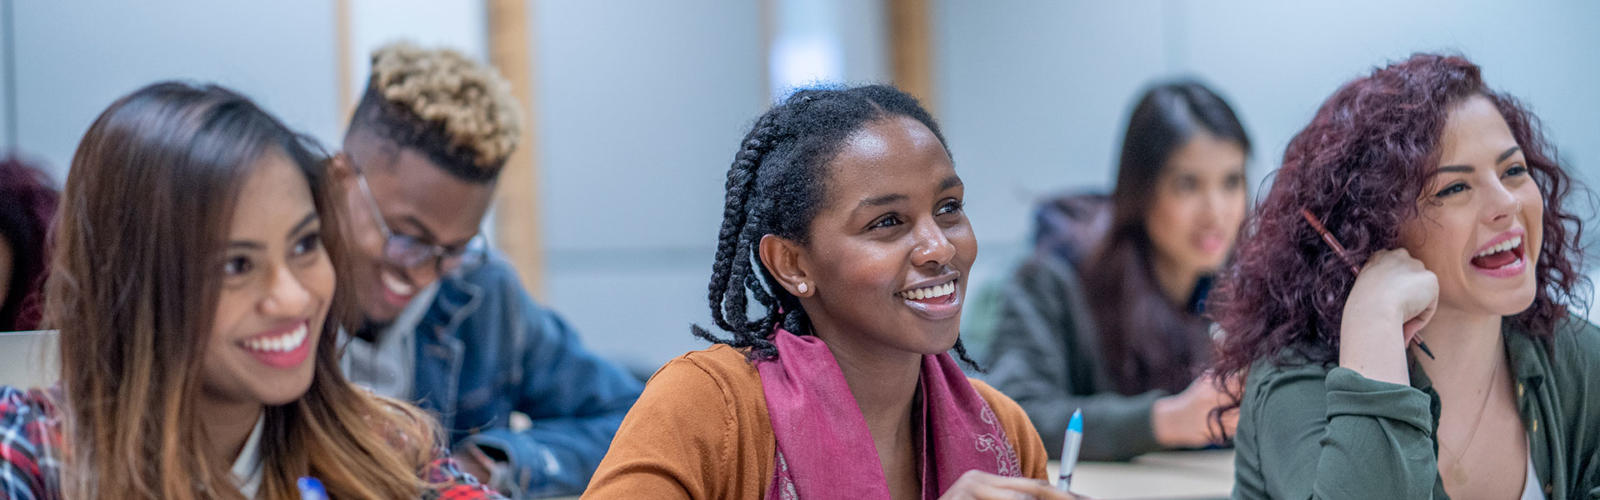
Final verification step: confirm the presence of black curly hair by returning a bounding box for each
[692,84,979,368]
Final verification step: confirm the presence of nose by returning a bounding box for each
[910,218,956,269]
[261,263,314,317]
[1195,185,1225,226]
[1482,180,1521,227]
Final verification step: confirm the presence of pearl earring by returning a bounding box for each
[797,282,809,294]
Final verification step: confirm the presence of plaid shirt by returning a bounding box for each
[0,386,504,500]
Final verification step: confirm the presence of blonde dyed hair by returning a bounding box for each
[365,41,521,173]
[51,82,445,499]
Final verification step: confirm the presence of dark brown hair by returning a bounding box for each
[49,81,441,499]
[1082,80,1251,395]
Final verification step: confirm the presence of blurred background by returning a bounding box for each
[4,0,1597,373]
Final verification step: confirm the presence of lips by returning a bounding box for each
[1469,229,1527,279]
[898,277,962,321]
[379,270,416,307]
[240,321,313,369]
[1193,232,1226,255]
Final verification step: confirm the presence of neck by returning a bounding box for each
[812,326,923,450]
[1414,307,1505,386]
[194,392,265,470]
[1150,252,1200,307]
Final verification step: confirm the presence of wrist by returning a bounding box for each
[1337,309,1411,385]
[1150,396,1181,447]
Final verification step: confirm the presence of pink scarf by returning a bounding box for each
[756,329,1022,499]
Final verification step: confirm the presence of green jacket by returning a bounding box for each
[1233,316,1600,499]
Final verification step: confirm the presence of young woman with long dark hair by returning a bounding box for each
[984,81,1251,460]
[0,82,501,500]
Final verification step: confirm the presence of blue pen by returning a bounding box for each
[297,477,328,500]
[1057,409,1083,493]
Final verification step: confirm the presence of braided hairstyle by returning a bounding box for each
[692,84,979,367]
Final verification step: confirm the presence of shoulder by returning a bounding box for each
[1238,354,1338,439]
[968,378,1026,422]
[1541,315,1600,412]
[644,345,764,412]
[967,378,1049,480]
[588,345,772,497]
[967,377,1041,444]
[1547,314,1600,367]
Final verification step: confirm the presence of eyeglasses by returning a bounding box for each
[353,172,485,275]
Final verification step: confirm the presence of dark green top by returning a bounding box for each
[1233,316,1600,499]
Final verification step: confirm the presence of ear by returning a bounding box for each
[757,234,815,298]
[329,152,358,186]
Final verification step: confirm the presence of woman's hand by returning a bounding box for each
[1339,248,1438,385]
[938,470,1081,499]
[1152,373,1240,448]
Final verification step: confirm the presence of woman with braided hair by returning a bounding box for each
[584,85,1069,499]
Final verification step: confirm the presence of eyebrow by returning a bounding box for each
[1497,146,1522,163]
[1439,146,1523,173]
[858,193,908,209]
[938,175,963,191]
[856,175,965,209]
[288,212,318,238]
[227,212,320,251]
[399,215,472,248]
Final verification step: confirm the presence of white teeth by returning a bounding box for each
[1475,236,1522,258]
[244,323,308,353]
[899,281,957,301]
[381,272,415,296]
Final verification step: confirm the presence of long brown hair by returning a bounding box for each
[1081,81,1251,395]
[47,82,440,499]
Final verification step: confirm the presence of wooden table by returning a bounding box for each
[1053,450,1235,499]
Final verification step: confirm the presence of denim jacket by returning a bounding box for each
[411,254,642,498]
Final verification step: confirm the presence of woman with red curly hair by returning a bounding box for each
[1213,53,1599,499]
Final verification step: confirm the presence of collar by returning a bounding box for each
[419,270,486,341]
[1408,320,1547,394]
[230,414,266,498]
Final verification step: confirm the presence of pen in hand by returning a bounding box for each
[1300,208,1435,359]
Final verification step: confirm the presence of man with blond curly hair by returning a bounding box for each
[333,42,640,498]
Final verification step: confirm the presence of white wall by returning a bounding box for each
[1,0,12,152]
[10,0,341,179]
[533,0,767,371]
[937,0,1600,306]
[346,0,488,108]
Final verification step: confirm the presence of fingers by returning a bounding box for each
[942,470,1079,500]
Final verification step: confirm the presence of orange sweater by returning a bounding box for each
[582,344,1051,498]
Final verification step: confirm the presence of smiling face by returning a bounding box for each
[767,116,975,361]
[1400,94,1543,320]
[202,151,335,407]
[340,132,495,326]
[1144,132,1248,278]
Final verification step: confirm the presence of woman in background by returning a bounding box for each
[0,157,59,331]
[983,81,1250,461]
[0,82,500,500]
[585,85,1069,499]
[1215,54,1600,498]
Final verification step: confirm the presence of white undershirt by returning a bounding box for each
[1521,455,1545,500]
[230,414,266,498]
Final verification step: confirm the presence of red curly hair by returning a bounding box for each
[1209,53,1586,409]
